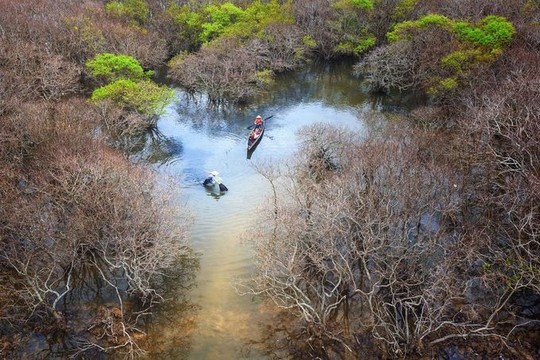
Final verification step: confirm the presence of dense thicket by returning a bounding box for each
[1,0,538,358]
[243,0,540,359]
[0,0,193,357]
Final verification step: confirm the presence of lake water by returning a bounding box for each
[141,60,410,359]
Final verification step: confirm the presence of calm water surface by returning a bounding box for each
[141,61,408,359]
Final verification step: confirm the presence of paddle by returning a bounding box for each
[247,115,274,130]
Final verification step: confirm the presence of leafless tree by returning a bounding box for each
[292,0,339,59]
[242,117,539,358]
[355,23,458,95]
[354,40,422,93]
[260,22,310,72]
[167,23,311,104]
[0,99,194,357]
[168,37,264,104]
[455,45,540,313]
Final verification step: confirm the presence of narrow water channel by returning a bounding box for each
[140,61,409,359]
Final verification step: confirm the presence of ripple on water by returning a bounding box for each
[145,62,384,359]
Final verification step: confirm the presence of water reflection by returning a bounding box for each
[246,147,257,160]
[204,185,228,200]
[144,128,185,164]
[141,254,200,359]
[139,60,410,359]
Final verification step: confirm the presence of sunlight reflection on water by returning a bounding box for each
[142,61,408,359]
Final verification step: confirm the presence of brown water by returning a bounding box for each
[140,61,412,359]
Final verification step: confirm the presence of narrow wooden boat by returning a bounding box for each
[247,123,265,151]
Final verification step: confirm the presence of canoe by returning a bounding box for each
[247,123,265,151]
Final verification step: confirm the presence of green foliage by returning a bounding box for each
[334,0,374,11]
[438,77,458,91]
[240,0,294,29]
[393,0,418,21]
[106,2,124,16]
[302,35,317,48]
[331,0,375,56]
[87,54,171,117]
[166,4,198,26]
[427,76,462,96]
[387,14,452,41]
[388,14,515,51]
[166,4,204,49]
[167,0,293,45]
[91,79,173,116]
[387,14,515,95]
[200,2,244,42]
[254,69,274,86]
[453,16,516,49]
[441,49,481,72]
[351,0,374,10]
[415,13,452,28]
[357,35,377,53]
[105,0,150,25]
[441,49,489,72]
[86,53,152,83]
[386,21,411,42]
[337,35,376,56]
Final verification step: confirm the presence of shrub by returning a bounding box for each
[105,0,150,25]
[387,14,452,41]
[165,3,204,50]
[86,53,152,83]
[377,14,516,95]
[90,78,173,116]
[351,0,374,10]
[336,34,376,56]
[388,14,515,52]
[393,0,419,21]
[453,15,516,49]
[200,2,244,42]
[334,0,374,11]
[428,76,458,96]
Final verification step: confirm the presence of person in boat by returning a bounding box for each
[250,126,262,139]
[250,115,264,140]
[254,115,263,128]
